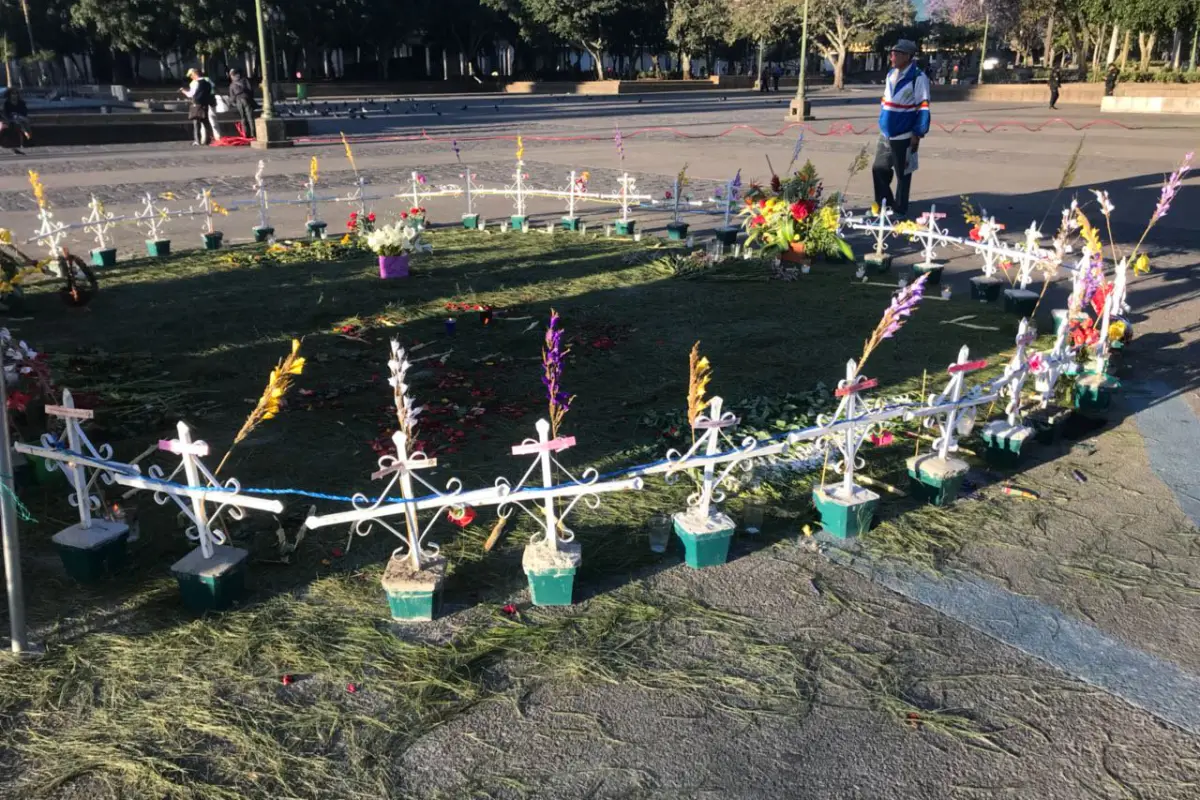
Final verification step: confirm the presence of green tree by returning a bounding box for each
[487,0,629,78]
[668,0,731,77]
[812,0,913,88]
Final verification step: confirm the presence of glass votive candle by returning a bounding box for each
[648,513,671,553]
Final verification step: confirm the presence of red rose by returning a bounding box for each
[751,214,765,226]
[410,207,421,215]
[350,211,358,219]
[790,202,809,222]
[400,212,408,219]
[968,227,982,242]
[367,213,376,222]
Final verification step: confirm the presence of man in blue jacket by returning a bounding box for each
[872,40,930,216]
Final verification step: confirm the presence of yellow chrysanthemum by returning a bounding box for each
[870,202,880,216]
[1133,254,1150,275]
[0,229,11,245]
[1108,321,1126,343]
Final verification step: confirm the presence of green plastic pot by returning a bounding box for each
[615,219,636,236]
[561,216,582,231]
[385,586,441,621]
[55,531,129,583]
[202,231,224,251]
[673,521,734,569]
[912,262,944,284]
[526,566,577,606]
[253,226,275,243]
[714,226,740,246]
[306,221,328,239]
[91,247,118,267]
[970,276,1003,302]
[510,215,527,232]
[461,214,480,230]
[666,222,690,241]
[146,239,171,258]
[813,484,879,539]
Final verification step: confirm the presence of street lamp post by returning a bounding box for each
[252,0,292,148]
[977,10,989,85]
[789,0,814,120]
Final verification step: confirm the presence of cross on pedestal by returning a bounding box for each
[82,196,118,253]
[504,419,643,551]
[923,347,988,459]
[1036,314,1074,407]
[134,192,170,243]
[996,319,1036,427]
[1013,221,1045,290]
[646,396,789,521]
[913,205,951,266]
[111,421,283,558]
[821,360,881,494]
[253,160,272,231]
[855,199,894,257]
[13,389,129,528]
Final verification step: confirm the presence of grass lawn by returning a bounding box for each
[0,228,1045,799]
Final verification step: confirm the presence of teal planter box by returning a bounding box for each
[306,221,328,239]
[980,421,1034,468]
[53,521,130,583]
[523,541,581,606]
[253,226,275,243]
[561,216,582,231]
[970,276,1003,302]
[912,261,944,284]
[714,226,740,246]
[146,239,171,258]
[1028,405,1071,444]
[27,453,67,487]
[813,484,879,539]
[91,247,117,267]
[171,545,249,613]
[510,215,527,232]
[1073,373,1120,415]
[863,252,892,273]
[202,232,224,251]
[382,555,446,621]
[666,222,689,240]
[906,455,969,507]
[672,511,735,569]
[462,214,480,230]
[615,219,636,236]
[1003,288,1039,317]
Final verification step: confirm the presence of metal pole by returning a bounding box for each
[978,11,990,85]
[254,0,274,120]
[0,368,29,654]
[794,0,810,111]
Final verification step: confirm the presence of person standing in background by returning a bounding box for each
[1049,67,1061,109]
[180,68,215,146]
[1105,63,1119,97]
[227,69,257,140]
[872,40,930,217]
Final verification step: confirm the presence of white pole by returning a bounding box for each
[536,419,558,552]
[0,368,28,654]
[61,390,92,529]
[696,397,723,518]
[568,170,577,218]
[176,422,213,558]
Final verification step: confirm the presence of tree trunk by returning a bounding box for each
[681,52,691,78]
[1138,31,1156,70]
[1172,28,1183,69]
[1191,25,1199,71]
[1092,24,1105,72]
[1044,12,1055,66]
[1106,24,1119,66]
[833,49,846,89]
[1120,29,1131,67]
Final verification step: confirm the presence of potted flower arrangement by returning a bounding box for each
[2,327,60,488]
[740,162,853,263]
[666,165,690,241]
[199,189,228,250]
[367,220,433,279]
[406,206,427,230]
[345,210,376,241]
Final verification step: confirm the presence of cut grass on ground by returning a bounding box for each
[1,229,1038,798]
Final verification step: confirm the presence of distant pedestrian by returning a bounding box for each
[772,65,782,92]
[180,68,215,146]
[759,66,769,93]
[227,68,257,139]
[1104,63,1119,97]
[0,88,30,154]
[872,39,930,216]
[1048,67,1061,109]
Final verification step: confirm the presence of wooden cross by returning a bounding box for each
[111,421,283,559]
[13,389,128,529]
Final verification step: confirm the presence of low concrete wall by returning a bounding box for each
[932,81,1200,105]
[1101,95,1200,113]
[504,78,728,95]
[30,118,308,147]
[129,80,503,102]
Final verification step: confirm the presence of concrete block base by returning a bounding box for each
[170,545,249,613]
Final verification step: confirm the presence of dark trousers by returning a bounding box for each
[192,117,214,145]
[1049,88,1059,108]
[236,100,255,139]
[871,135,913,215]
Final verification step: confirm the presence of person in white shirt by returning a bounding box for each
[179,68,216,146]
[872,40,931,216]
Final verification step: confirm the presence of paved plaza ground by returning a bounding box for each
[2,89,1200,799]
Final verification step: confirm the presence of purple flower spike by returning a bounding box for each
[542,310,574,437]
[1152,151,1193,224]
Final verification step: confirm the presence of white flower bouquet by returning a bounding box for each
[366,222,433,257]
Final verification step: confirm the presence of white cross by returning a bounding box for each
[615,173,638,222]
[994,319,1036,427]
[462,166,478,218]
[134,192,169,243]
[644,396,789,521]
[817,360,883,494]
[31,200,69,261]
[1035,317,1074,407]
[912,205,952,266]
[852,199,894,257]
[303,171,322,226]
[253,160,272,231]
[1111,257,1130,316]
[922,347,989,459]
[1013,221,1046,290]
[719,173,741,228]
[81,195,118,252]
[111,421,283,559]
[13,389,130,529]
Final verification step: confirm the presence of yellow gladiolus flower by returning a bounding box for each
[1133,254,1150,275]
[870,202,880,215]
[0,229,12,244]
[1108,321,1127,343]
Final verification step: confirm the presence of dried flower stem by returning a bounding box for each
[686,341,712,442]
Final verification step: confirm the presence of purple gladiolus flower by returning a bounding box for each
[614,126,624,162]
[880,273,929,340]
[542,310,574,437]
[1152,151,1193,223]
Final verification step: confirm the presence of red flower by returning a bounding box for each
[331,547,344,558]
[968,227,982,242]
[400,212,409,219]
[346,683,358,693]
[751,214,765,226]
[449,506,477,528]
[501,604,518,616]
[367,213,376,222]
[410,207,421,215]
[1090,283,1112,317]
[6,391,31,413]
[350,211,358,219]
[790,202,809,222]
[664,190,673,199]
[281,674,295,686]
[1069,319,1099,347]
